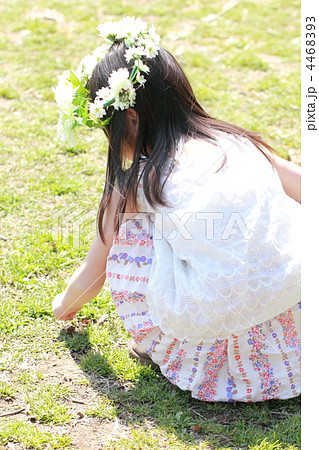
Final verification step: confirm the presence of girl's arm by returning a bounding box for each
[52,234,111,320]
[262,145,301,203]
[52,189,124,320]
[271,154,301,203]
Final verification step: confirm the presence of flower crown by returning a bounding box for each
[53,17,160,147]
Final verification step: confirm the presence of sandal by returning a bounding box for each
[128,340,160,372]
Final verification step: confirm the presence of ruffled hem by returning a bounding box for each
[112,289,301,402]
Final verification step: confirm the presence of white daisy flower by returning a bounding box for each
[56,115,79,147]
[98,17,148,43]
[77,43,107,79]
[92,43,110,60]
[53,70,77,109]
[125,46,146,63]
[148,25,161,46]
[73,65,83,80]
[142,38,160,58]
[79,53,99,78]
[97,21,119,42]
[95,86,112,103]
[108,68,132,94]
[134,59,150,74]
[113,87,136,110]
[119,17,148,40]
[89,100,106,119]
[136,72,146,85]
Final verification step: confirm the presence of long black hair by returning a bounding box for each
[89,42,274,241]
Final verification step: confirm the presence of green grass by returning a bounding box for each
[85,397,118,419]
[0,381,16,399]
[0,0,300,448]
[24,384,73,424]
[0,419,71,449]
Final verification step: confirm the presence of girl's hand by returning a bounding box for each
[52,189,121,322]
[52,292,80,321]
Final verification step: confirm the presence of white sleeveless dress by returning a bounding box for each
[106,131,301,402]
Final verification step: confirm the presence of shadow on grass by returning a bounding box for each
[58,324,301,449]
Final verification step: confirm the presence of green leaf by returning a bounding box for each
[77,84,88,97]
[72,93,82,107]
[73,91,89,110]
[68,70,82,88]
[71,119,79,130]
[85,120,94,128]
[130,64,138,81]
[82,101,88,122]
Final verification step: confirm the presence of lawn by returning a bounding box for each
[0,0,300,449]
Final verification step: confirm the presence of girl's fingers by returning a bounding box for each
[66,312,77,320]
[57,312,76,321]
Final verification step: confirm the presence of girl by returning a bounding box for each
[52,17,300,402]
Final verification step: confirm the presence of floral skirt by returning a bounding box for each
[106,215,301,402]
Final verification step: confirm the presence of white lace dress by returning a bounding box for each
[106,132,301,402]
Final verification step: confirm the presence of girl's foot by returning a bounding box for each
[128,340,160,372]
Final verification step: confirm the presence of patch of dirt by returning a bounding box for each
[0,352,132,449]
[259,53,299,73]
[25,8,65,24]
[7,29,31,46]
[62,416,131,450]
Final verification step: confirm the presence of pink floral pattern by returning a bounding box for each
[247,325,280,401]
[186,343,203,390]
[148,331,164,354]
[162,339,179,365]
[232,334,253,401]
[128,318,156,344]
[226,371,238,403]
[276,307,301,362]
[164,348,187,385]
[111,290,146,308]
[196,340,228,401]
[267,321,299,398]
[113,218,153,248]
